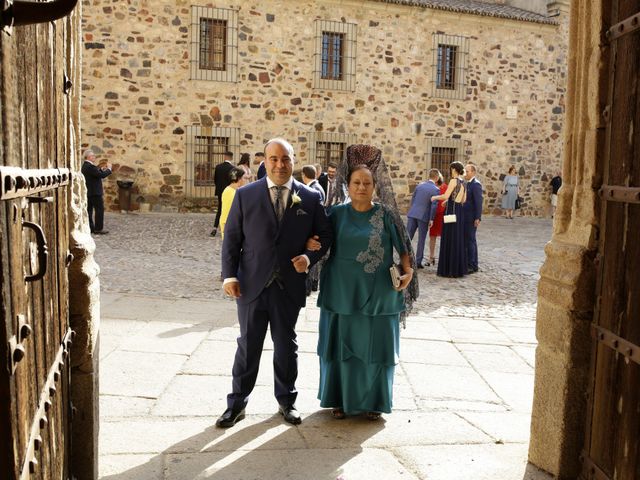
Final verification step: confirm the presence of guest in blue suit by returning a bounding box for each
[301,164,326,204]
[463,164,483,273]
[217,138,333,428]
[256,151,266,179]
[406,169,441,267]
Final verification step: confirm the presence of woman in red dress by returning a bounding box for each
[428,173,447,265]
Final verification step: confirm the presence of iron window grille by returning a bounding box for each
[322,32,345,80]
[185,126,240,199]
[307,132,357,170]
[190,6,238,82]
[313,20,357,91]
[431,34,469,100]
[425,138,467,180]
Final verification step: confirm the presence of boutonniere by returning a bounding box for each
[291,190,302,207]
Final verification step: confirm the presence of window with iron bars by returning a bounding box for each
[436,44,457,90]
[316,141,345,169]
[199,19,227,71]
[313,20,357,91]
[431,34,469,100]
[321,32,344,81]
[431,147,458,178]
[425,138,467,181]
[307,132,356,171]
[185,126,240,199]
[190,6,238,82]
[193,136,228,186]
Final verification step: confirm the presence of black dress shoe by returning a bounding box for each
[278,404,302,425]
[209,228,217,237]
[467,268,478,274]
[215,407,245,428]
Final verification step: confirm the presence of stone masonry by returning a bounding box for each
[81,0,567,215]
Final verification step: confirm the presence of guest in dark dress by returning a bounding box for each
[433,162,467,278]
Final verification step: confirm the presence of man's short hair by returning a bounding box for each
[327,162,337,170]
[428,169,440,180]
[302,165,316,180]
[264,138,295,158]
[255,152,265,158]
[83,149,95,159]
[224,151,234,158]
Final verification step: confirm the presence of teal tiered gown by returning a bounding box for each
[317,203,406,414]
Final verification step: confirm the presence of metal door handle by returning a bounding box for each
[22,220,48,282]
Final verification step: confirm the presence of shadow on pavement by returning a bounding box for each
[101,411,385,480]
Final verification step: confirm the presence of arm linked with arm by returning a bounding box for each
[304,196,333,266]
[433,178,456,202]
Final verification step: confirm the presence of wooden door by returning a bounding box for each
[0,8,76,480]
[581,1,640,479]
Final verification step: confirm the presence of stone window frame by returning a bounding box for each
[185,125,240,198]
[425,137,467,177]
[307,132,357,170]
[431,33,470,100]
[313,20,357,92]
[190,6,238,82]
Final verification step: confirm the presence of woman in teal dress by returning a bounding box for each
[315,163,414,420]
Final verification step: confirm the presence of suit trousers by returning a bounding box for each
[87,195,105,233]
[213,193,223,228]
[407,217,429,264]
[227,283,301,410]
[464,221,478,271]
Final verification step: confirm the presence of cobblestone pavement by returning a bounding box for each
[95,211,551,317]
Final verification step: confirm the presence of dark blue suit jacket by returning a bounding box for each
[256,162,266,179]
[307,179,325,204]
[407,181,440,223]
[81,161,112,196]
[463,178,483,223]
[221,178,332,307]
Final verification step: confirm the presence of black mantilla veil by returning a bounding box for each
[320,144,419,324]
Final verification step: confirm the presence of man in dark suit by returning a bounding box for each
[211,151,234,237]
[218,138,332,428]
[81,149,112,234]
[463,164,483,273]
[406,169,441,267]
[301,164,325,204]
[318,162,337,205]
[255,152,266,179]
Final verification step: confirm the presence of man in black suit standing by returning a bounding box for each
[463,163,483,273]
[318,162,337,204]
[217,138,332,428]
[81,149,112,235]
[211,151,234,237]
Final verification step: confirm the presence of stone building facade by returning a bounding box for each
[81,0,568,215]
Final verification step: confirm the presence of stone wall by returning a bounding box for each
[81,0,567,216]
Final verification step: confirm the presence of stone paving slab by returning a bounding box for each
[394,444,552,480]
[97,214,554,480]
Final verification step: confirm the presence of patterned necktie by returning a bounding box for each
[273,185,285,222]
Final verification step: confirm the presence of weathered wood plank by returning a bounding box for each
[586,0,640,478]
